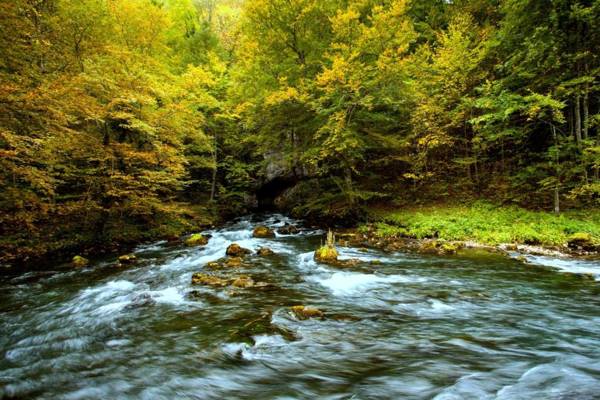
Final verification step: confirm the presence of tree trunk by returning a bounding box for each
[575,94,582,148]
[583,84,589,140]
[209,133,217,202]
[552,124,560,214]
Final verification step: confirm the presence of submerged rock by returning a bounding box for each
[191,273,229,287]
[257,247,275,256]
[291,305,324,320]
[253,225,275,238]
[226,243,251,257]
[277,224,299,235]
[231,275,255,288]
[186,233,208,247]
[72,255,89,267]
[419,240,461,255]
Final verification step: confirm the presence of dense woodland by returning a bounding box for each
[1,0,599,265]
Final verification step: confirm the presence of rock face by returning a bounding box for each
[72,255,89,267]
[186,233,208,247]
[257,247,275,256]
[567,233,595,250]
[291,305,324,320]
[226,243,251,257]
[253,226,275,238]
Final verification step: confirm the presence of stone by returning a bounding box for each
[314,246,339,263]
[291,305,324,320]
[226,243,251,257]
[231,275,255,288]
[185,233,208,247]
[277,224,300,235]
[567,232,594,250]
[225,257,244,267]
[205,261,221,269]
[117,254,137,265]
[253,225,275,238]
[191,273,228,287]
[257,247,275,256]
[72,255,89,267]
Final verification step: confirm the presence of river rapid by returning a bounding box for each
[1,214,600,399]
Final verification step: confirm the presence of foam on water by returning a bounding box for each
[310,271,414,296]
[522,254,600,280]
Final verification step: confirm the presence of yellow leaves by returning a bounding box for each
[265,86,307,106]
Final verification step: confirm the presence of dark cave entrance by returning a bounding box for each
[256,177,297,210]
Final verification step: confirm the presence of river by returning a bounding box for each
[1,214,600,399]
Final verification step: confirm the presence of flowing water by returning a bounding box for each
[1,215,600,399]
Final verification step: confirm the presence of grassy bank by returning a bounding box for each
[365,202,600,248]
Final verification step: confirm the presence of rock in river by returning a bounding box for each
[291,305,324,320]
[186,233,209,247]
[226,243,251,257]
[72,255,89,267]
[253,225,275,238]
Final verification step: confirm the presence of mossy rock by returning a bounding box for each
[191,273,228,287]
[277,225,299,235]
[567,232,594,249]
[253,226,275,238]
[72,255,89,267]
[257,247,275,256]
[440,242,458,255]
[117,254,137,265]
[314,245,339,263]
[291,305,324,320]
[231,275,255,288]
[185,233,208,247]
[226,243,251,257]
[225,257,244,267]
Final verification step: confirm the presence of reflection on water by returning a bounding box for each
[1,215,600,399]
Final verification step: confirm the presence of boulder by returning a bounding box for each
[257,247,275,256]
[191,273,228,287]
[205,261,221,269]
[291,305,324,320]
[117,254,137,265]
[231,275,255,288]
[225,257,244,268]
[226,243,251,257]
[185,233,208,247]
[314,246,339,263]
[567,232,594,250]
[72,255,89,267]
[277,224,300,235]
[253,225,275,238]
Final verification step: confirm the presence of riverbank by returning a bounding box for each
[352,202,600,258]
[0,202,217,269]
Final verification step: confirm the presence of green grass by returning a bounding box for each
[366,201,600,247]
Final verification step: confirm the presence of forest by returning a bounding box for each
[1,0,600,266]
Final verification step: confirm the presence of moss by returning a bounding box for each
[314,245,339,262]
[185,233,208,247]
[366,202,600,248]
[72,255,89,267]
